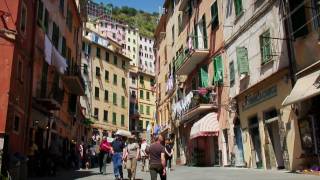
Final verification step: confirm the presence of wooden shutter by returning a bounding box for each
[213,55,223,85]
[236,47,249,74]
[113,93,117,105]
[260,30,272,64]
[229,61,235,85]
[234,0,243,16]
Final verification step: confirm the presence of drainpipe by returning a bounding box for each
[25,0,38,153]
[281,0,297,86]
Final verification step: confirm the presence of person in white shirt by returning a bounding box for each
[140,139,149,172]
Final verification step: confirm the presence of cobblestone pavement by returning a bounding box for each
[28,163,320,180]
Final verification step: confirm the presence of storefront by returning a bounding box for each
[189,113,220,166]
[282,69,320,170]
[237,70,291,170]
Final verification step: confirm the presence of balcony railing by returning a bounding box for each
[172,89,217,120]
[35,81,64,110]
[174,35,209,75]
[63,66,85,95]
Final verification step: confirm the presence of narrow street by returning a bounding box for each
[29,164,319,180]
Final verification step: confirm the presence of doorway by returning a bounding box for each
[249,115,263,169]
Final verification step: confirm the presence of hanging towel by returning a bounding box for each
[52,47,68,74]
[44,35,52,65]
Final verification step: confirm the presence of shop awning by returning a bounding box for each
[190,112,219,139]
[282,70,320,106]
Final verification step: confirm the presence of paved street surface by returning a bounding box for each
[29,163,320,180]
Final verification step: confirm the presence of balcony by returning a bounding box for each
[172,89,217,122]
[175,36,209,75]
[129,102,140,119]
[35,82,64,110]
[63,67,85,96]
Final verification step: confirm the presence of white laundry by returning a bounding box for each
[52,47,68,74]
[44,35,52,65]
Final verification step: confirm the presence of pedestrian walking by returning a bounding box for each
[147,134,166,180]
[100,136,112,175]
[140,139,149,172]
[111,135,126,180]
[78,142,84,170]
[124,135,140,180]
[165,138,174,171]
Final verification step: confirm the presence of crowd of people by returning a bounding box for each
[78,133,174,180]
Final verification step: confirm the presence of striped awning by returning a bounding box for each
[190,112,219,139]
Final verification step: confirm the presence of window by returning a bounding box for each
[133,47,136,52]
[172,25,175,44]
[113,74,117,85]
[113,93,117,105]
[105,70,109,81]
[122,60,126,69]
[83,64,88,74]
[52,22,60,48]
[94,108,99,119]
[178,14,182,34]
[259,30,272,64]
[13,114,20,133]
[103,110,108,122]
[234,0,243,17]
[121,96,125,108]
[112,33,116,39]
[138,120,143,130]
[96,67,101,77]
[37,0,43,23]
[140,75,144,84]
[59,0,64,14]
[211,1,219,30]
[289,0,308,38]
[150,78,155,86]
[146,91,150,100]
[128,38,130,42]
[229,61,235,86]
[213,55,223,85]
[146,121,150,129]
[20,2,27,34]
[236,47,249,75]
[112,112,116,125]
[121,115,125,126]
[66,8,73,32]
[128,46,131,51]
[44,9,49,33]
[140,90,144,99]
[105,52,110,62]
[140,104,144,114]
[62,37,67,57]
[145,46,147,51]
[122,78,126,88]
[146,106,150,115]
[132,76,136,84]
[96,47,101,58]
[114,55,118,65]
[133,39,136,44]
[95,87,99,98]
[104,90,109,102]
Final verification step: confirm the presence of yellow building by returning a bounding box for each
[81,22,131,136]
[137,72,156,137]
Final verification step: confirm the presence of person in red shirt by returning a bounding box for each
[100,136,112,175]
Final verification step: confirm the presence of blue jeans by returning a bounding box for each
[112,152,123,178]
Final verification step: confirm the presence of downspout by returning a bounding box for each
[280,0,297,86]
[25,0,38,153]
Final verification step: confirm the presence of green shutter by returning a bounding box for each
[113,113,116,125]
[113,93,117,105]
[236,47,249,74]
[234,0,243,16]
[121,115,125,126]
[121,96,125,108]
[140,104,144,114]
[229,61,235,86]
[260,30,272,64]
[213,55,223,85]
[146,106,150,115]
[194,24,198,49]
[198,65,208,87]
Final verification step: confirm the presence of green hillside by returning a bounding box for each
[108,4,159,38]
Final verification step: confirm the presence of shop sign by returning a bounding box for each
[243,85,277,110]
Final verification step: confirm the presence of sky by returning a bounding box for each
[94,0,165,13]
